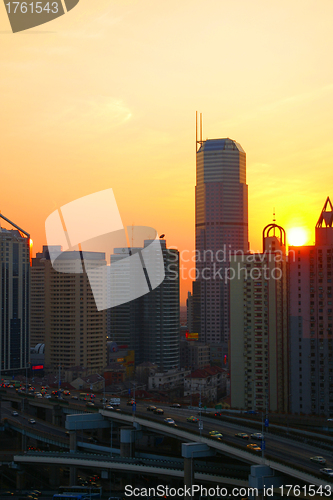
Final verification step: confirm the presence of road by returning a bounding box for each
[2,386,333,481]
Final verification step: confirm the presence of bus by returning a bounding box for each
[53,486,102,500]
[58,486,102,498]
[53,495,88,500]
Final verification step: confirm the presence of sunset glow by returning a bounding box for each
[1,0,333,303]
[288,227,308,247]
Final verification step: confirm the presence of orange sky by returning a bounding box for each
[1,0,333,304]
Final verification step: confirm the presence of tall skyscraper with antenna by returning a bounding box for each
[0,214,30,375]
[195,113,249,344]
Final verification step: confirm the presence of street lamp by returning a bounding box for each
[98,374,106,408]
[199,382,203,437]
[58,363,61,393]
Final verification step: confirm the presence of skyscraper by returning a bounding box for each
[289,197,333,415]
[0,214,30,375]
[109,239,180,371]
[31,246,107,380]
[195,120,249,344]
[230,224,289,413]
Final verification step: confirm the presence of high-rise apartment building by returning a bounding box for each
[31,247,107,379]
[0,215,30,375]
[195,134,249,344]
[289,198,333,415]
[109,239,180,371]
[230,224,289,413]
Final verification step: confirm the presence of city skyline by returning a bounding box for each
[2,1,333,306]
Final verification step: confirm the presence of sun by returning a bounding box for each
[288,227,308,246]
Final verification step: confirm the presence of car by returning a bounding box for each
[247,443,261,452]
[88,437,98,443]
[187,416,199,423]
[310,456,326,464]
[71,395,78,400]
[147,405,157,411]
[44,394,51,399]
[235,432,249,439]
[320,468,333,477]
[11,411,19,416]
[214,412,222,417]
[63,390,70,396]
[105,405,114,410]
[86,402,95,407]
[153,408,164,415]
[210,433,223,440]
[250,432,263,440]
[164,418,176,425]
[327,418,333,422]
[170,403,181,408]
[28,419,36,424]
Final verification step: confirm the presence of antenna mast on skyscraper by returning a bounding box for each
[196,111,203,152]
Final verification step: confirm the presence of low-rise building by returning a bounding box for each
[107,342,135,378]
[148,368,191,391]
[180,341,210,370]
[184,366,227,402]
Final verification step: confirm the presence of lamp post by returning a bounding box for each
[110,419,113,458]
[199,382,203,437]
[98,374,106,408]
[58,363,61,393]
[261,411,265,462]
[25,364,28,394]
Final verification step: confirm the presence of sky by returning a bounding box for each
[1,0,333,304]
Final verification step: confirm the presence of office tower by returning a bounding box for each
[289,197,333,415]
[31,247,107,379]
[108,246,144,364]
[0,214,30,375]
[230,224,289,413]
[109,239,180,371]
[195,120,249,344]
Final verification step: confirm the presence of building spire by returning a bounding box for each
[316,197,333,228]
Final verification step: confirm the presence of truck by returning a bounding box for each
[110,397,120,406]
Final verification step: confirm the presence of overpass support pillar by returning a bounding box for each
[120,427,135,458]
[49,466,60,488]
[52,406,62,426]
[183,458,194,499]
[69,431,77,452]
[182,443,215,500]
[16,469,26,490]
[70,466,77,486]
[248,465,286,499]
[21,431,27,451]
